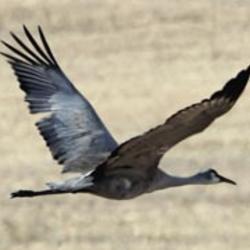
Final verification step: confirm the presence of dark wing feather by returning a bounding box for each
[1,26,117,174]
[98,66,249,178]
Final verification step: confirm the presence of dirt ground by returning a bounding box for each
[0,1,249,249]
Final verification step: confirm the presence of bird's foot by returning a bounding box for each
[11,190,36,198]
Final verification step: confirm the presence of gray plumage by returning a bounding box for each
[1,26,248,200]
[1,26,117,174]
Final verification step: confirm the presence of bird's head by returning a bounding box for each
[198,168,236,185]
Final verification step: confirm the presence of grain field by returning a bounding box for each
[0,1,250,250]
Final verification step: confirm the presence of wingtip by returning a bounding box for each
[1,39,7,45]
[0,40,12,51]
[9,31,14,37]
[38,25,42,32]
[22,24,42,33]
[211,65,250,102]
[23,24,30,36]
[0,51,8,59]
[0,51,10,60]
[245,65,250,76]
[37,25,43,37]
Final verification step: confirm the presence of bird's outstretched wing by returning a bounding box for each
[98,66,249,178]
[1,26,117,174]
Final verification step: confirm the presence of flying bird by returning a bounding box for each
[1,26,249,200]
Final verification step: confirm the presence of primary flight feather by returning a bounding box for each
[1,26,248,200]
[2,25,117,175]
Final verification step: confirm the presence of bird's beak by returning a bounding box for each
[218,174,237,185]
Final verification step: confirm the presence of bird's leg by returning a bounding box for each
[11,189,81,198]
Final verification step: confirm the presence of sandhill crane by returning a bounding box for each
[1,26,248,200]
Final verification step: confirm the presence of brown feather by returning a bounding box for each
[98,66,250,178]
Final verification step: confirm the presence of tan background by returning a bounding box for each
[0,0,250,249]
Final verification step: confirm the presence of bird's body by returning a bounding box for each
[1,26,247,200]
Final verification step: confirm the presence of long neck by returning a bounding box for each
[148,169,205,193]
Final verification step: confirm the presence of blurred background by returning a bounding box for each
[0,0,250,249]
